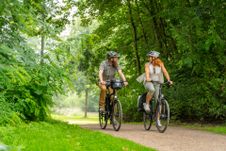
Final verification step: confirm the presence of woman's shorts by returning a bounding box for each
[144,82,160,100]
[144,82,155,94]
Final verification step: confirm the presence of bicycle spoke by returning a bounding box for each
[156,99,170,133]
[99,111,107,129]
[112,100,122,131]
[143,112,153,130]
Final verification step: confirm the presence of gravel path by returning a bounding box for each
[81,123,226,151]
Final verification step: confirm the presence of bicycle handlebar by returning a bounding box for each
[105,79,125,89]
[149,80,172,87]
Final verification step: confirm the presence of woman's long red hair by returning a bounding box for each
[152,58,163,66]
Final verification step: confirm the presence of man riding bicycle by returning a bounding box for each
[98,51,128,112]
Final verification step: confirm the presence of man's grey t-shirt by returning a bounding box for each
[99,60,121,81]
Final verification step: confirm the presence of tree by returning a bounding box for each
[75,0,226,122]
[0,0,75,124]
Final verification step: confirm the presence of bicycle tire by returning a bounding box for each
[99,111,107,129]
[112,100,123,131]
[143,111,153,130]
[156,99,170,133]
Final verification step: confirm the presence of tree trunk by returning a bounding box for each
[84,89,88,118]
[40,35,44,64]
[135,0,149,48]
[127,0,141,75]
[142,0,177,53]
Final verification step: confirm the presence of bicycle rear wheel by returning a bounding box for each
[112,100,123,131]
[156,99,170,133]
[99,111,107,129]
[143,112,153,130]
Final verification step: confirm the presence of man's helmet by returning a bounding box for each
[107,51,119,59]
[146,50,160,58]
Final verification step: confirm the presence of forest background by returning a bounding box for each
[0,0,225,126]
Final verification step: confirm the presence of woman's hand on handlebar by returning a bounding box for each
[167,80,173,85]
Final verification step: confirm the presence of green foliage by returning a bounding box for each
[118,79,144,122]
[0,43,67,122]
[75,0,226,122]
[0,95,22,126]
[1,0,225,124]
[0,0,74,124]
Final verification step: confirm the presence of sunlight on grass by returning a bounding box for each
[51,113,99,125]
[202,125,226,135]
[0,121,155,151]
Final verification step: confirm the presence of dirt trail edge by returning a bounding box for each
[80,123,226,151]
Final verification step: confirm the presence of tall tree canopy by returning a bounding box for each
[0,0,225,124]
[75,0,226,122]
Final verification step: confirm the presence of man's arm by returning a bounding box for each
[118,69,128,86]
[99,62,106,84]
[99,69,104,84]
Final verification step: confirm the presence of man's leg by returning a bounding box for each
[99,84,107,111]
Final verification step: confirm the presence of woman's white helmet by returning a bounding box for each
[147,50,160,58]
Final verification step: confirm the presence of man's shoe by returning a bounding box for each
[99,107,105,113]
[143,103,150,113]
[156,119,162,127]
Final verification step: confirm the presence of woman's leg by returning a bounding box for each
[144,82,155,112]
[146,92,153,105]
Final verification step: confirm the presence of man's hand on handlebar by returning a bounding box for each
[100,81,106,85]
[123,81,128,86]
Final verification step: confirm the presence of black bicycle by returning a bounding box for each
[99,79,124,131]
[141,81,170,133]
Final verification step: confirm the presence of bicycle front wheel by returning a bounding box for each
[143,112,153,130]
[112,100,123,131]
[156,99,170,133]
[99,111,107,129]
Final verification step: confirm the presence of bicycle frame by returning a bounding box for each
[105,88,117,118]
[143,81,170,133]
[150,82,164,115]
[99,80,123,131]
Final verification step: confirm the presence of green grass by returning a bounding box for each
[0,120,155,151]
[169,121,226,135]
[51,114,99,125]
[52,114,98,121]
[203,125,226,134]
[183,124,226,135]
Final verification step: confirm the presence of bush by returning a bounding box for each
[0,96,22,125]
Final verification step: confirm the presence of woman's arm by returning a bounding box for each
[160,63,173,84]
[145,63,151,81]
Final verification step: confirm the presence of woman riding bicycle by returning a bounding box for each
[98,51,128,113]
[143,50,173,126]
